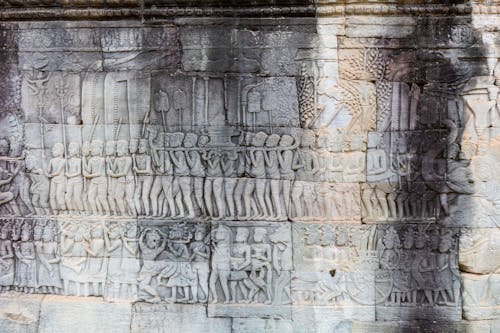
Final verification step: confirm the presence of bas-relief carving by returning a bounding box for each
[208,221,292,318]
[292,223,460,317]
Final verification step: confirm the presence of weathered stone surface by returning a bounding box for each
[38,295,132,333]
[0,1,498,332]
[0,292,44,333]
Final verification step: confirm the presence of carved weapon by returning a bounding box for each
[56,77,68,173]
[89,114,100,141]
[114,118,122,141]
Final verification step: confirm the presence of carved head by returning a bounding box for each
[244,132,254,146]
[68,142,80,157]
[0,138,10,156]
[126,225,137,238]
[169,133,184,148]
[92,226,104,238]
[21,224,31,242]
[265,134,280,148]
[402,228,414,250]
[138,139,149,154]
[194,225,206,241]
[235,227,249,243]
[42,226,53,242]
[116,140,129,157]
[105,140,116,156]
[198,135,209,147]
[82,141,91,156]
[183,133,198,148]
[279,134,294,148]
[129,139,139,154]
[383,227,400,250]
[300,131,315,148]
[25,155,38,171]
[252,132,268,147]
[144,229,162,249]
[439,231,453,253]
[253,227,267,243]
[90,140,103,157]
[52,143,64,158]
[33,224,44,241]
[0,224,9,239]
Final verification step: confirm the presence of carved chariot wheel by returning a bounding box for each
[345,255,393,305]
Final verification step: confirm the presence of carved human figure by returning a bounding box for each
[278,135,295,216]
[291,131,319,218]
[380,227,401,304]
[65,142,84,214]
[249,228,273,304]
[222,150,239,218]
[109,140,136,216]
[248,132,269,218]
[167,133,195,219]
[25,155,50,216]
[0,222,14,291]
[86,224,108,296]
[150,133,176,217]
[189,225,210,302]
[45,143,67,214]
[133,139,153,216]
[158,225,195,303]
[234,133,257,218]
[0,139,21,215]
[81,141,91,214]
[138,228,167,303]
[13,223,36,292]
[229,227,254,303]
[203,148,224,219]
[411,230,435,305]
[184,133,205,215]
[265,134,284,219]
[105,140,118,215]
[394,228,414,305]
[209,225,231,304]
[105,225,124,299]
[60,223,88,296]
[435,231,457,305]
[83,140,110,215]
[269,225,291,305]
[120,225,140,300]
[36,224,62,294]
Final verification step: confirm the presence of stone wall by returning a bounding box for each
[0,1,498,332]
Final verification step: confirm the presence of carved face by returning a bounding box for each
[68,142,80,157]
[138,140,149,153]
[300,132,315,148]
[129,140,138,154]
[183,133,197,148]
[42,227,53,242]
[33,226,43,241]
[105,141,116,156]
[235,228,249,243]
[82,141,91,156]
[52,143,64,157]
[279,135,293,147]
[116,141,129,156]
[265,134,280,148]
[253,132,268,147]
[21,228,31,242]
[253,228,266,243]
[145,230,161,249]
[90,141,103,156]
[198,135,209,147]
[439,238,452,253]
[194,230,204,241]
[92,227,104,238]
[127,226,137,238]
[0,227,8,239]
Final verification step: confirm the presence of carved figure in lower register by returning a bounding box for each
[138,228,167,303]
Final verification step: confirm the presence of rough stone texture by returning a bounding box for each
[0,0,498,332]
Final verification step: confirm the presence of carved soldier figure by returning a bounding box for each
[222,150,239,218]
[209,225,231,304]
[105,141,118,215]
[265,134,284,219]
[189,225,210,302]
[435,231,457,305]
[45,143,67,214]
[249,228,273,304]
[25,155,50,216]
[203,147,224,219]
[109,140,136,216]
[229,227,254,303]
[170,133,195,219]
[13,223,36,293]
[83,140,110,216]
[184,133,205,215]
[138,228,167,303]
[248,132,269,219]
[36,223,62,294]
[150,132,175,217]
[86,224,108,296]
[0,221,14,291]
[0,139,21,215]
[292,131,319,218]
[65,142,84,215]
[133,139,153,216]
[278,135,295,217]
